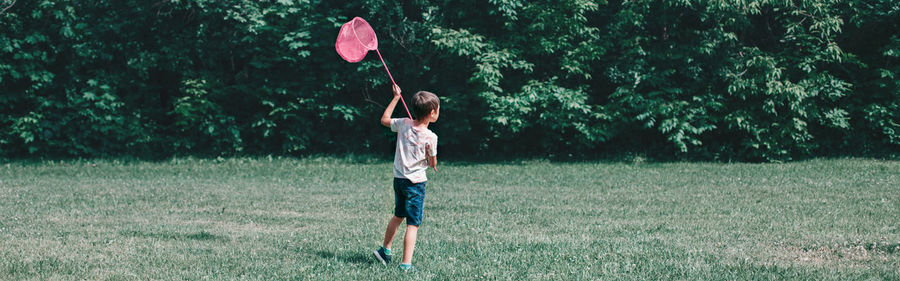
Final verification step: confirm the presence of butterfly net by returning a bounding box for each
[335,17,378,62]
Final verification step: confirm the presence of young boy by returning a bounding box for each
[373,84,439,272]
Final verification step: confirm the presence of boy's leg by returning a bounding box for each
[375,216,404,265]
[401,224,418,264]
[383,216,404,249]
[400,180,425,265]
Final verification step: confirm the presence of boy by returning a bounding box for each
[373,84,439,272]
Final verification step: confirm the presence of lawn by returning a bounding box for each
[0,158,898,280]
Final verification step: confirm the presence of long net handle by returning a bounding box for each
[376,49,412,120]
[376,49,435,172]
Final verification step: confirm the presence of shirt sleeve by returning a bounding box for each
[390,118,404,132]
[428,134,438,157]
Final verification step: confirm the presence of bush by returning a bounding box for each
[1,0,897,160]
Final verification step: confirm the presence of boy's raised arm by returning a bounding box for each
[380,84,402,127]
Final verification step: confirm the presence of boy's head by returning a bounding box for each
[413,91,440,122]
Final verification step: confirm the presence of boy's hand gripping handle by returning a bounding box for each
[376,49,412,120]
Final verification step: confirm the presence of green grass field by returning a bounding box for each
[1,158,898,280]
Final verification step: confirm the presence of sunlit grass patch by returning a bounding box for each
[1,158,898,280]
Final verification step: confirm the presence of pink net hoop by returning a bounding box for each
[335,17,378,63]
[334,16,418,129]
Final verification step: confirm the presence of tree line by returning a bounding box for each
[1,0,897,161]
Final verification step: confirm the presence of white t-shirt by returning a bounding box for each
[391,118,438,183]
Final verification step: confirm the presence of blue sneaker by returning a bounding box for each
[373,247,392,265]
[399,263,417,272]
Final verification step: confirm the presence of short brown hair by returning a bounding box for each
[413,91,439,120]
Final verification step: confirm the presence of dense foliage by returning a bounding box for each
[1,0,897,161]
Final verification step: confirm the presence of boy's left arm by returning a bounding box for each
[380,85,402,127]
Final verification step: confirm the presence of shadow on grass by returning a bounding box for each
[315,250,374,265]
[119,230,223,241]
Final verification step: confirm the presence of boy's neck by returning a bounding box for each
[413,118,429,129]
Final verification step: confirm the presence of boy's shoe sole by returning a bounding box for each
[373,250,388,265]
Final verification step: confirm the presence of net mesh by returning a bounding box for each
[335,17,378,62]
[352,17,377,50]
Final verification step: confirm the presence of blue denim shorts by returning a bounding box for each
[393,178,426,226]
